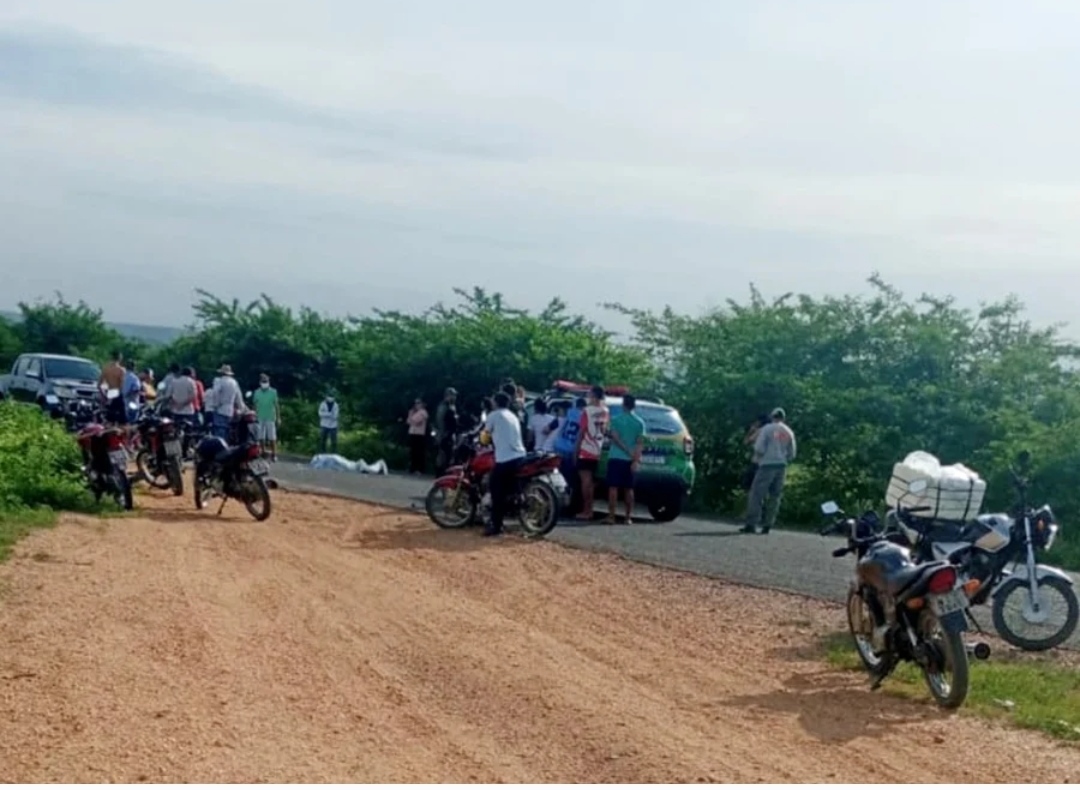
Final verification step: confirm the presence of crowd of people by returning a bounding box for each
[94,351,344,465]
[408,379,797,536]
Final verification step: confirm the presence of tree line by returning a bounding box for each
[4,278,1079,566]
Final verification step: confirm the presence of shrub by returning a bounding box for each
[0,402,91,512]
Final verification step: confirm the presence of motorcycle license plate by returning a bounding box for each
[107,449,128,470]
[930,590,967,617]
[164,439,182,457]
[249,459,270,477]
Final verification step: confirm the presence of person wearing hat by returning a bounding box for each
[434,387,459,474]
[207,363,245,440]
[741,407,797,535]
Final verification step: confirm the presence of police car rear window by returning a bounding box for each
[608,404,685,435]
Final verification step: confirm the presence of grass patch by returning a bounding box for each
[0,507,60,562]
[821,631,1080,742]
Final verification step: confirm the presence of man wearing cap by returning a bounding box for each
[434,387,459,473]
[207,363,245,440]
[741,407,797,535]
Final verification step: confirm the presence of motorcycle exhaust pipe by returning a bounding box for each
[965,641,991,661]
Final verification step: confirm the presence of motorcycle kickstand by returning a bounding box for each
[965,607,987,634]
[216,496,229,516]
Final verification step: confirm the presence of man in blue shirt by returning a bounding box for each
[553,396,587,517]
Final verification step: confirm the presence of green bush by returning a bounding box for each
[0,402,91,512]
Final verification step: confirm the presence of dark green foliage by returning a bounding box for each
[611,274,1080,566]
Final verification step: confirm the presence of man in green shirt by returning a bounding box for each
[251,373,281,461]
[606,393,647,524]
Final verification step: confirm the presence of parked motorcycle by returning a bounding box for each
[888,451,1078,652]
[133,407,185,496]
[820,493,988,709]
[424,427,566,538]
[192,434,272,521]
[75,421,134,510]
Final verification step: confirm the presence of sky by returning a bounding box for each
[2,0,1080,333]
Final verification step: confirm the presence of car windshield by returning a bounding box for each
[43,358,100,381]
[608,404,686,435]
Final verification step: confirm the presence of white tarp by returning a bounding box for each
[308,454,389,475]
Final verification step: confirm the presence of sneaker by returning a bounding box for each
[739,525,757,534]
[761,526,771,535]
[482,526,503,537]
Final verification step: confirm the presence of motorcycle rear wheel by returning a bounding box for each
[425,484,475,529]
[516,479,559,539]
[918,609,969,709]
[165,458,184,497]
[193,475,212,510]
[238,471,272,521]
[112,470,134,511]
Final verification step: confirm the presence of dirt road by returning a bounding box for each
[0,490,1075,782]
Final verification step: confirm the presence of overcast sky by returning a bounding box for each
[2,0,1079,332]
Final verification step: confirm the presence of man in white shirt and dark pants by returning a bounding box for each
[482,391,526,537]
[318,392,340,454]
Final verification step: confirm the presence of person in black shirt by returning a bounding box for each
[434,387,459,474]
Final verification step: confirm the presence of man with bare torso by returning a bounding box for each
[99,350,129,426]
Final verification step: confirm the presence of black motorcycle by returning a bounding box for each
[887,451,1078,652]
[192,434,272,521]
[820,498,988,709]
[133,407,185,496]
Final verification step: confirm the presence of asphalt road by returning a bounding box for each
[269,463,1080,651]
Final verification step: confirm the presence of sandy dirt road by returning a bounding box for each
[0,489,1076,783]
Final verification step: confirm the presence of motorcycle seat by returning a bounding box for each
[217,445,251,465]
[885,560,950,597]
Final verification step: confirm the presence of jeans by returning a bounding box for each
[211,412,231,440]
[408,434,427,473]
[319,427,338,454]
[745,464,787,530]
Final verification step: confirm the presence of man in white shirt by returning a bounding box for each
[208,364,245,440]
[318,393,340,454]
[482,391,526,537]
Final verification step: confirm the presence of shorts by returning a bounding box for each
[105,397,129,425]
[577,456,599,474]
[256,420,278,442]
[606,458,635,490]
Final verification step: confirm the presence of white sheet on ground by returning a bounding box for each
[308,454,389,474]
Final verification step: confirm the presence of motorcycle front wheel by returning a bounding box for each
[425,483,475,529]
[193,475,212,510]
[847,587,887,674]
[135,449,171,490]
[917,609,969,709]
[992,575,1079,652]
[516,479,559,539]
[237,471,272,521]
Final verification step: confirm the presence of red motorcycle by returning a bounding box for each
[424,428,566,538]
[133,406,185,496]
[75,422,134,510]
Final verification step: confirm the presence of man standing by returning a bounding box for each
[482,391,527,537]
[252,373,281,461]
[573,385,610,521]
[554,396,587,516]
[434,387,459,473]
[318,392,340,454]
[406,398,429,475]
[167,367,199,452]
[208,364,244,440]
[158,363,180,408]
[742,407,797,535]
[99,350,128,427]
[606,394,646,525]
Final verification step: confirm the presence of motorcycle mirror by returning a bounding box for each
[907,478,929,494]
[820,501,840,516]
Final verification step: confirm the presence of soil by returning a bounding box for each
[0,489,1076,783]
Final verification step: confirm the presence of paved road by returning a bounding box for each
[269,463,1080,650]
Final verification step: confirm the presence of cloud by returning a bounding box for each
[0,25,532,160]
